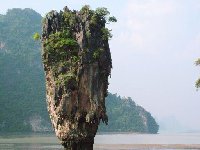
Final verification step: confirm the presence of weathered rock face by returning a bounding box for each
[41,6,113,149]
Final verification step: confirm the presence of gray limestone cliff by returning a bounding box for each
[41,6,116,149]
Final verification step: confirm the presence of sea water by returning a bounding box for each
[0,133,199,149]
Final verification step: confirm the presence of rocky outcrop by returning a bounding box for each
[41,6,114,149]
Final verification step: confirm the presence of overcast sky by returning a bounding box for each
[1,0,200,132]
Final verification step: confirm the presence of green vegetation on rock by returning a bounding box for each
[33,32,40,40]
[41,5,117,100]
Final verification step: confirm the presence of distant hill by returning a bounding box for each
[99,94,159,133]
[0,8,159,133]
[0,8,50,132]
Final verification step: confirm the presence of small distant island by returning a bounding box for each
[0,8,159,134]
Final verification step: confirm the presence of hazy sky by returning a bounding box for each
[1,0,200,132]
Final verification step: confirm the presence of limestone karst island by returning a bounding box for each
[41,6,115,149]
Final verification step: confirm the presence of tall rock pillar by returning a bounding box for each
[41,6,114,149]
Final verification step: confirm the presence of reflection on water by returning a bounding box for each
[0,133,200,150]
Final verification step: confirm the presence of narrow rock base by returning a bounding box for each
[62,139,94,150]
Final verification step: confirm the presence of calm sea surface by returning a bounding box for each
[0,133,200,149]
